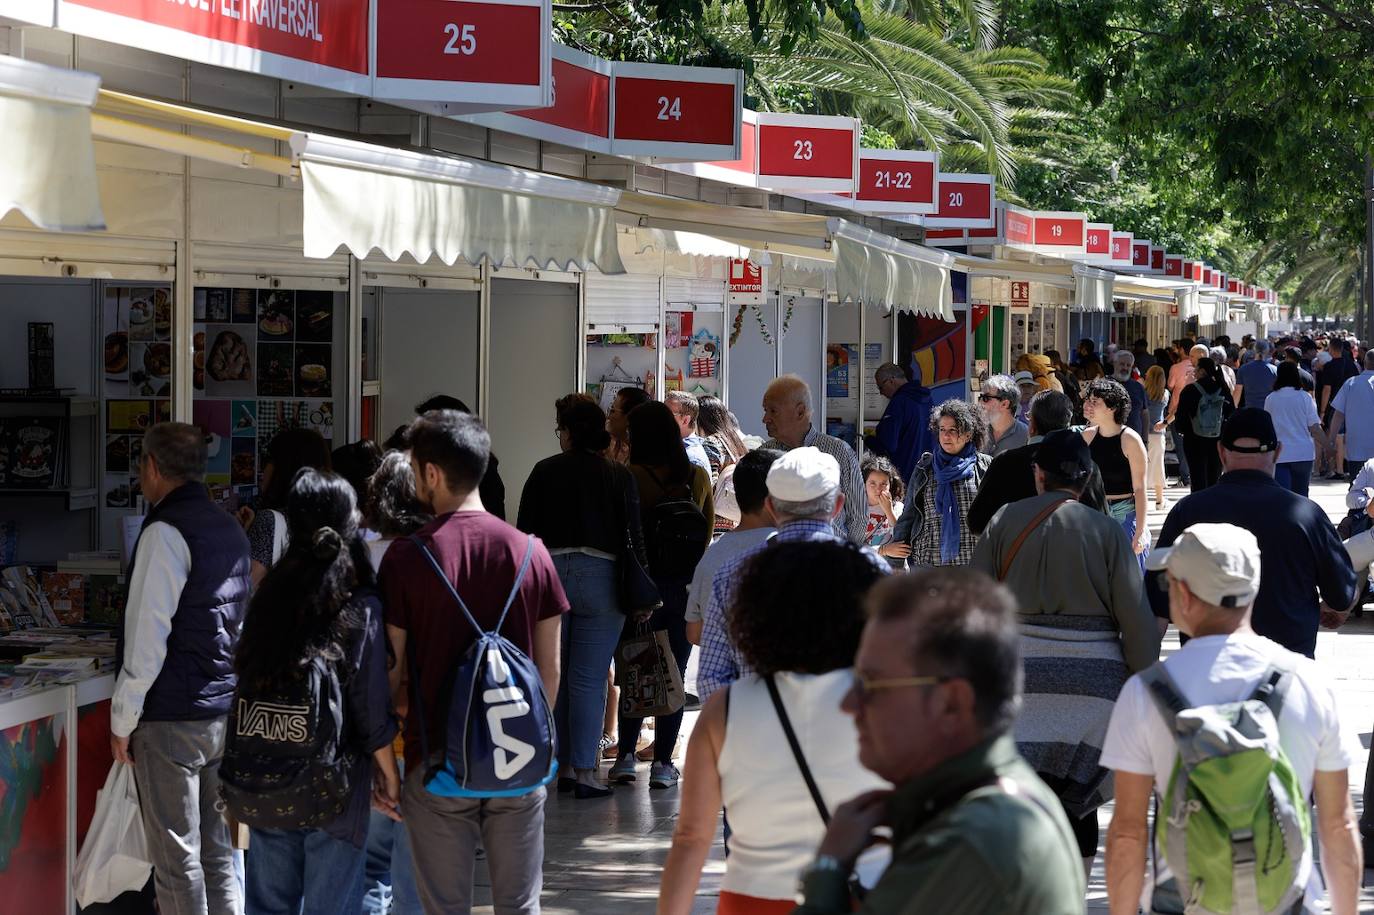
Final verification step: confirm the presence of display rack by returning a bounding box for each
[0,394,98,511]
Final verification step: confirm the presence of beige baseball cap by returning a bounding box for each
[1145,522,1261,608]
[766,446,840,502]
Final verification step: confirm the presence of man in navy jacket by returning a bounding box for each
[111,422,250,915]
[868,362,934,487]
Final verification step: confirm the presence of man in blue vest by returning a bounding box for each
[868,361,934,486]
[111,422,250,915]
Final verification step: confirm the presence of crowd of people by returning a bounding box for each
[101,324,1374,914]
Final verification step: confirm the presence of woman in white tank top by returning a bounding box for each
[657,541,891,915]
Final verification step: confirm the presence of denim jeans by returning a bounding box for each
[361,763,422,915]
[1274,460,1313,498]
[1170,426,1191,481]
[129,717,240,915]
[244,827,366,915]
[551,552,624,771]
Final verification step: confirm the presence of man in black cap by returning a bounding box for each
[1147,408,1359,657]
[971,429,1160,871]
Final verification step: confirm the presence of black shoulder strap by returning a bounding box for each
[1140,661,1190,733]
[1248,663,1293,721]
[765,674,830,823]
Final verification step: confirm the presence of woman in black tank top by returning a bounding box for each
[1081,378,1151,573]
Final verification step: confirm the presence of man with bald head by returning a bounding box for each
[1147,408,1358,657]
[761,374,866,543]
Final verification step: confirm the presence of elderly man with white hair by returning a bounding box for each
[760,374,867,544]
[1111,350,1150,440]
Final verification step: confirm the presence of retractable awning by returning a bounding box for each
[827,219,954,320]
[1,56,105,232]
[1073,265,1115,313]
[292,134,624,272]
[614,193,956,319]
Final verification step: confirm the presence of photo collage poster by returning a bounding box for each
[102,284,173,528]
[194,287,338,510]
[100,286,338,542]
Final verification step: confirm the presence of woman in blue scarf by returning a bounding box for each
[900,399,992,568]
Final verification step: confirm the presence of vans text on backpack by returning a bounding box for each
[408,534,559,798]
[1141,662,1310,915]
[1191,382,1227,439]
[643,467,710,579]
[220,653,356,830]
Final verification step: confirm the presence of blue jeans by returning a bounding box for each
[245,827,366,915]
[361,763,422,915]
[552,552,624,771]
[1171,426,1190,481]
[1275,460,1313,497]
[1108,499,1149,576]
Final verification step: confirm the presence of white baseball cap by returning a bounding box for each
[766,446,840,502]
[1145,522,1260,608]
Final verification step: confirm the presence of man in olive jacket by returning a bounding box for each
[793,569,1084,915]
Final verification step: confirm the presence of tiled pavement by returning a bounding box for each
[463,477,1374,913]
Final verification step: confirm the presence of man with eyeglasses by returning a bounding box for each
[971,429,1160,875]
[665,390,712,476]
[978,374,1029,457]
[793,569,1085,914]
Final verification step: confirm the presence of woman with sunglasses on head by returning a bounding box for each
[657,541,889,915]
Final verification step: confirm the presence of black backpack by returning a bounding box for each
[643,467,710,579]
[219,653,356,830]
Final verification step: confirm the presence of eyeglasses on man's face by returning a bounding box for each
[848,672,949,705]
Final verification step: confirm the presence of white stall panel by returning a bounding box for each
[488,278,578,504]
[378,288,480,447]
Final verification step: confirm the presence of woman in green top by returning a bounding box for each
[610,400,713,791]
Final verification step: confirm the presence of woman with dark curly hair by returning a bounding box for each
[363,450,432,571]
[1081,378,1151,571]
[517,393,647,799]
[657,541,889,915]
[894,399,992,568]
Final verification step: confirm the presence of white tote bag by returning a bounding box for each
[73,763,152,907]
[1346,528,1374,577]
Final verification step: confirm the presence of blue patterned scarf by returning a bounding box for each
[933,444,978,563]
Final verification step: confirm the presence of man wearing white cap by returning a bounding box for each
[695,447,887,702]
[1102,523,1361,915]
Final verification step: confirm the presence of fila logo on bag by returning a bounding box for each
[481,646,536,779]
[236,700,310,744]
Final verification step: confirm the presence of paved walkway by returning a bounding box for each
[469,477,1374,912]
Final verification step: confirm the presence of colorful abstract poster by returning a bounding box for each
[0,714,67,914]
[899,312,968,404]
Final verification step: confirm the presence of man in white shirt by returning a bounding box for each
[1102,522,1361,915]
[110,423,251,915]
[684,447,781,645]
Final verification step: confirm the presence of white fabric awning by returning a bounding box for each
[1176,286,1202,320]
[1073,265,1115,313]
[293,134,624,272]
[828,218,954,320]
[0,56,105,232]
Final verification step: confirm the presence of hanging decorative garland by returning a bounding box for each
[781,296,796,337]
[730,301,776,345]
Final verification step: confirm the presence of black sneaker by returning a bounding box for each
[684,692,701,711]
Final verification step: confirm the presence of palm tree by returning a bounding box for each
[557,0,1076,185]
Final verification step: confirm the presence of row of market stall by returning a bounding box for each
[0,8,1290,905]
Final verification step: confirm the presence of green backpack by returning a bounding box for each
[1141,662,1310,915]
[1190,382,1226,438]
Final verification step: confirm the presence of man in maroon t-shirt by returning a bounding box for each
[380,409,568,914]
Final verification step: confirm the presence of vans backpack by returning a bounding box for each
[219,654,355,830]
[409,534,558,798]
[644,467,710,579]
[1141,662,1310,915]
[1190,382,1226,438]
